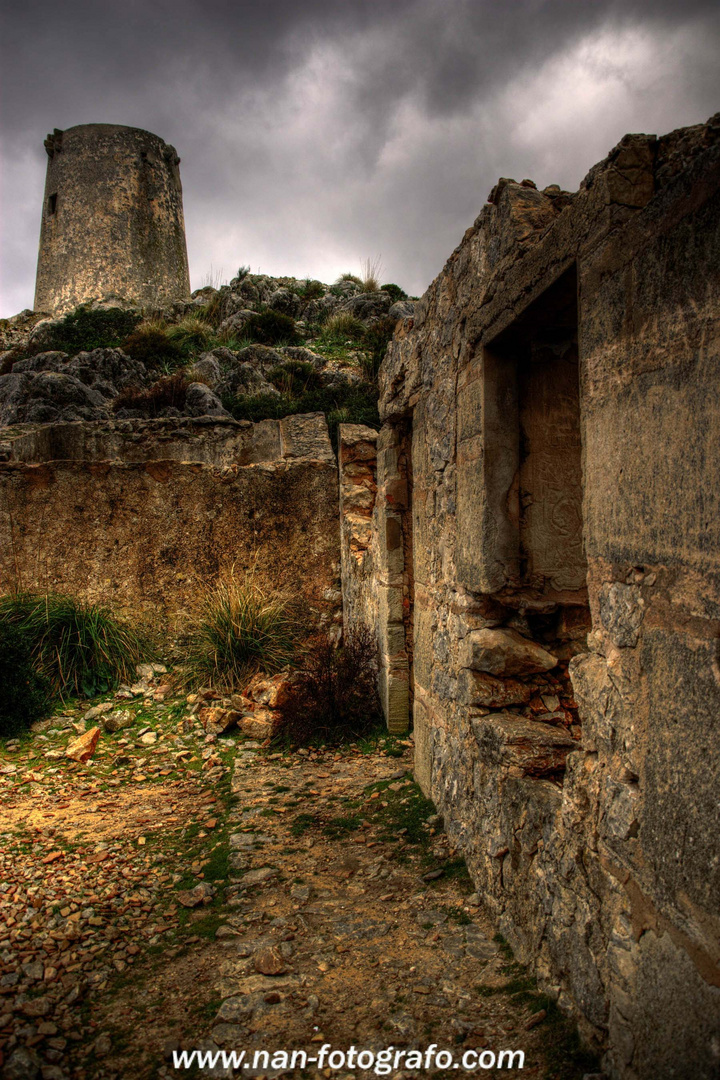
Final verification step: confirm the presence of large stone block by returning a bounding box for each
[471,713,575,777]
[458,669,533,707]
[461,628,558,676]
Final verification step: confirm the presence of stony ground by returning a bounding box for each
[0,672,597,1080]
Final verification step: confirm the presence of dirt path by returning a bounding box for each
[0,685,596,1080]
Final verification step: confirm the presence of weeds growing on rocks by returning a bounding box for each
[318,312,366,345]
[43,304,141,354]
[166,314,214,357]
[360,256,383,293]
[113,373,189,416]
[122,320,185,373]
[244,309,299,346]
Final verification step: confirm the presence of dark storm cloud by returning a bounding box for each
[1,0,719,314]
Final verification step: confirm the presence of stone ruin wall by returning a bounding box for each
[340,116,720,1077]
[0,413,340,632]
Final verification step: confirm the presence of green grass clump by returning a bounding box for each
[187,573,300,690]
[323,814,362,839]
[0,622,54,737]
[113,373,189,416]
[0,592,146,698]
[290,813,321,837]
[294,279,325,300]
[42,304,141,355]
[166,315,214,357]
[318,313,366,345]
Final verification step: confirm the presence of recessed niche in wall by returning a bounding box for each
[484,263,586,596]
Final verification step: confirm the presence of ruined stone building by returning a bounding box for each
[35,124,190,315]
[341,114,720,1077]
[1,115,718,1077]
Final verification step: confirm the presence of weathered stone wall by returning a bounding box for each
[35,125,191,315]
[0,414,339,631]
[339,423,415,733]
[338,423,379,636]
[369,116,720,1077]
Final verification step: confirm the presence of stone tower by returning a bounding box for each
[34,124,191,315]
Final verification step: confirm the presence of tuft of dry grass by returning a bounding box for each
[186,570,301,690]
[360,256,384,293]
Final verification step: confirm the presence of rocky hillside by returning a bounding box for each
[0,272,415,439]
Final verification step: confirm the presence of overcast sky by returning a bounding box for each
[1,0,718,317]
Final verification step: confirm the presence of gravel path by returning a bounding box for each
[0,681,594,1080]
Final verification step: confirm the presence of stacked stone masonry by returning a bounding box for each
[340,115,720,1078]
[0,413,339,631]
[35,124,191,314]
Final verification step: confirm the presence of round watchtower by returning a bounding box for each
[34,124,191,315]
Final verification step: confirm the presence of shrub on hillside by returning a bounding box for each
[244,309,299,346]
[361,257,383,293]
[295,279,325,300]
[0,623,54,738]
[113,373,189,416]
[122,321,184,372]
[44,305,141,354]
[363,315,398,380]
[0,592,146,698]
[273,626,381,747]
[267,360,322,395]
[381,283,408,303]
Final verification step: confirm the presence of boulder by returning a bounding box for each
[218,310,257,337]
[184,382,230,418]
[340,291,393,320]
[254,947,286,976]
[190,354,222,387]
[102,709,134,734]
[244,671,297,709]
[66,348,147,391]
[461,628,557,676]
[388,300,415,320]
[215,363,278,400]
[237,706,276,739]
[176,882,216,908]
[267,288,300,317]
[65,726,101,763]
[198,706,242,736]
[0,370,111,426]
[11,350,70,374]
[2,1046,42,1080]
